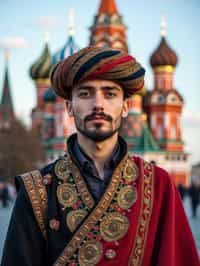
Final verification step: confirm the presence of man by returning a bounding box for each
[1,47,199,266]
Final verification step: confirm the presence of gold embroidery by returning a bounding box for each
[22,170,47,239]
[55,155,95,210]
[66,209,88,232]
[78,240,103,266]
[71,162,95,210]
[55,158,71,181]
[56,183,78,208]
[100,212,129,242]
[117,185,137,210]
[128,161,154,266]
[123,158,138,182]
[53,154,128,266]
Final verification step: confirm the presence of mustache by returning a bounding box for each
[84,112,113,122]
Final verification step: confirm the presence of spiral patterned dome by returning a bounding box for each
[52,35,79,65]
[30,43,52,80]
[150,37,178,68]
[43,87,56,103]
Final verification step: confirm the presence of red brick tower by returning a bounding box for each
[144,17,190,185]
[90,0,128,51]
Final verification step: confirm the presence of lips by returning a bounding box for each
[90,115,107,120]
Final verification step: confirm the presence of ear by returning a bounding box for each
[122,99,129,118]
[65,100,73,117]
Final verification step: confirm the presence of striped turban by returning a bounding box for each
[50,46,145,99]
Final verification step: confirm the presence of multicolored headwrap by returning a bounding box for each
[50,46,145,99]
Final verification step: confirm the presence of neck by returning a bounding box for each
[77,132,118,176]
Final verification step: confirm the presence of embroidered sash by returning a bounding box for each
[53,154,129,266]
[129,160,154,266]
[54,157,154,266]
[21,170,48,239]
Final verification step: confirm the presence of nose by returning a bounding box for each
[92,93,104,112]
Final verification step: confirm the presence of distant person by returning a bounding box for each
[188,178,200,218]
[177,183,186,200]
[1,47,199,266]
[1,184,9,208]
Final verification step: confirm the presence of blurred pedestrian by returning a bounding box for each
[188,177,200,218]
[177,183,186,200]
[1,183,9,208]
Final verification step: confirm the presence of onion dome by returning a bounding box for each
[43,87,56,103]
[52,35,79,64]
[52,10,79,64]
[150,37,178,68]
[30,42,52,80]
[150,15,178,68]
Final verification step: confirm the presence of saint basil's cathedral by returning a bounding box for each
[0,0,190,186]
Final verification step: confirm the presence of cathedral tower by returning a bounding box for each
[0,51,15,129]
[90,0,128,51]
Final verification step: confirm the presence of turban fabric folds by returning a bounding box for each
[50,46,145,99]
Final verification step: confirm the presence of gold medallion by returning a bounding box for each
[56,183,78,208]
[100,212,129,242]
[55,158,71,180]
[78,240,103,266]
[117,185,137,210]
[66,209,88,232]
[123,159,138,182]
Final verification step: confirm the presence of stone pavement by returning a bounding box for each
[0,197,200,260]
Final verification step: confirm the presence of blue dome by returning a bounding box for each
[43,88,56,102]
[52,35,79,64]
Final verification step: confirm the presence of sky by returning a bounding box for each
[0,0,199,164]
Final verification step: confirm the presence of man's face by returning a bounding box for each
[66,79,129,142]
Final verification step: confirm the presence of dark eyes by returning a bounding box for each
[78,91,90,97]
[78,91,117,98]
[106,92,117,97]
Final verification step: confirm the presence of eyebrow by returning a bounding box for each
[77,85,121,92]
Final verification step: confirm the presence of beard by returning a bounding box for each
[73,111,123,142]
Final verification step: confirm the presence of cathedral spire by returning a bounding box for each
[160,13,167,37]
[0,50,15,123]
[90,0,128,51]
[98,0,119,15]
[68,8,75,36]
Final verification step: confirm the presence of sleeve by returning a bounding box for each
[148,167,200,266]
[1,176,47,266]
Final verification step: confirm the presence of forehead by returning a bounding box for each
[73,79,123,92]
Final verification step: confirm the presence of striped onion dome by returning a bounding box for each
[43,87,56,103]
[30,43,52,80]
[150,37,178,68]
[52,35,79,65]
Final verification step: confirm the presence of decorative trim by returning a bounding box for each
[128,161,154,266]
[71,159,95,210]
[35,78,50,86]
[22,170,47,239]
[53,154,128,266]
[154,65,174,73]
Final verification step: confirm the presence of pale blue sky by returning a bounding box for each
[0,0,199,163]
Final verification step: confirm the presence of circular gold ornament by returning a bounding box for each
[66,209,88,232]
[100,212,129,242]
[123,159,138,182]
[56,183,78,207]
[117,185,137,210]
[55,158,71,180]
[78,240,103,266]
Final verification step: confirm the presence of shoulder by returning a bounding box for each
[15,159,59,192]
[131,155,175,190]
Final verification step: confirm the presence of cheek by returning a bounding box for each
[109,102,123,117]
[72,100,89,118]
